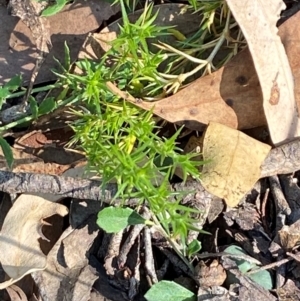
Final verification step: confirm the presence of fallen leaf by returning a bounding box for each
[222,0,300,144]
[14,128,84,165]
[87,8,300,136]
[0,194,68,289]
[32,218,99,301]
[0,146,73,175]
[0,0,119,84]
[201,122,271,207]
[6,285,28,301]
[194,260,226,287]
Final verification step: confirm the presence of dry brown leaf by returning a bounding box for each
[76,8,300,134]
[0,146,73,175]
[0,0,118,84]
[225,0,300,144]
[201,122,271,207]
[0,194,68,289]
[194,260,226,287]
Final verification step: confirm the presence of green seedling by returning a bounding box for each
[0,2,245,298]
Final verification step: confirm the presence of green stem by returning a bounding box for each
[6,83,62,99]
[151,214,195,274]
[0,94,79,132]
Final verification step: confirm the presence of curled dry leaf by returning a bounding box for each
[226,0,300,144]
[201,122,271,207]
[0,194,68,289]
[6,284,28,301]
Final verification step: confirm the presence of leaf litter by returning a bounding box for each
[1,0,300,300]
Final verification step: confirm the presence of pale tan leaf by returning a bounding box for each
[225,0,300,144]
[0,194,68,289]
[201,122,271,207]
[6,285,28,301]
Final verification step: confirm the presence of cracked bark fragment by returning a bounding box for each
[117,207,150,269]
[0,138,298,207]
[260,139,300,177]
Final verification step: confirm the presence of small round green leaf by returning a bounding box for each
[38,98,56,116]
[248,269,273,290]
[97,206,147,233]
[144,281,196,301]
[224,245,273,290]
[224,245,256,273]
[187,239,201,257]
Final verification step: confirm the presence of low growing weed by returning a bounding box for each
[0,1,245,299]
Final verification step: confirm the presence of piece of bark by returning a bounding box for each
[32,217,99,301]
[260,139,300,178]
[279,174,300,223]
[0,138,298,206]
[144,226,158,284]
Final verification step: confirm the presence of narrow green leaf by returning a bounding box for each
[5,74,22,91]
[41,0,67,16]
[38,98,57,115]
[187,239,201,257]
[29,96,38,119]
[97,206,147,233]
[0,88,10,107]
[64,41,71,70]
[0,137,14,169]
[144,281,196,301]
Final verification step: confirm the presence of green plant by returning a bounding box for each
[49,1,206,264]
[224,245,273,290]
[36,0,71,16]
[0,0,244,283]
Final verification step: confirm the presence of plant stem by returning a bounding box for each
[6,83,62,99]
